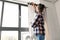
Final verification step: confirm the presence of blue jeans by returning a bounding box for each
[36,34,45,40]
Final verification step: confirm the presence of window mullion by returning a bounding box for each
[1,1,4,27]
[18,5,21,40]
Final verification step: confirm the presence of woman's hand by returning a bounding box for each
[30,2,36,8]
[28,2,38,13]
[30,2,37,12]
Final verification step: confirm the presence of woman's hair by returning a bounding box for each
[38,4,46,12]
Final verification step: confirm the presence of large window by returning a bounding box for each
[0,1,28,40]
[2,2,19,27]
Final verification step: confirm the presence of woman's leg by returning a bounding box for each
[36,34,45,40]
[39,35,45,40]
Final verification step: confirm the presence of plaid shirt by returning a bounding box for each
[32,14,45,35]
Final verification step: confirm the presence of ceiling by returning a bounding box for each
[44,0,58,3]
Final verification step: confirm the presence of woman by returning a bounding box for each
[29,2,46,40]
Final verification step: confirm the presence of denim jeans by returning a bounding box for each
[36,34,45,40]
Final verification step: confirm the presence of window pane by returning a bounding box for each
[21,32,30,40]
[21,6,28,28]
[1,31,18,40]
[2,2,19,27]
[0,1,2,25]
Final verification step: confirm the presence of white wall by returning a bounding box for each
[38,0,60,40]
[55,0,60,27]
[55,0,60,40]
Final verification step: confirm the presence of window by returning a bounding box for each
[0,1,28,40]
[2,2,19,27]
[21,32,29,40]
[1,31,18,40]
[21,6,28,28]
